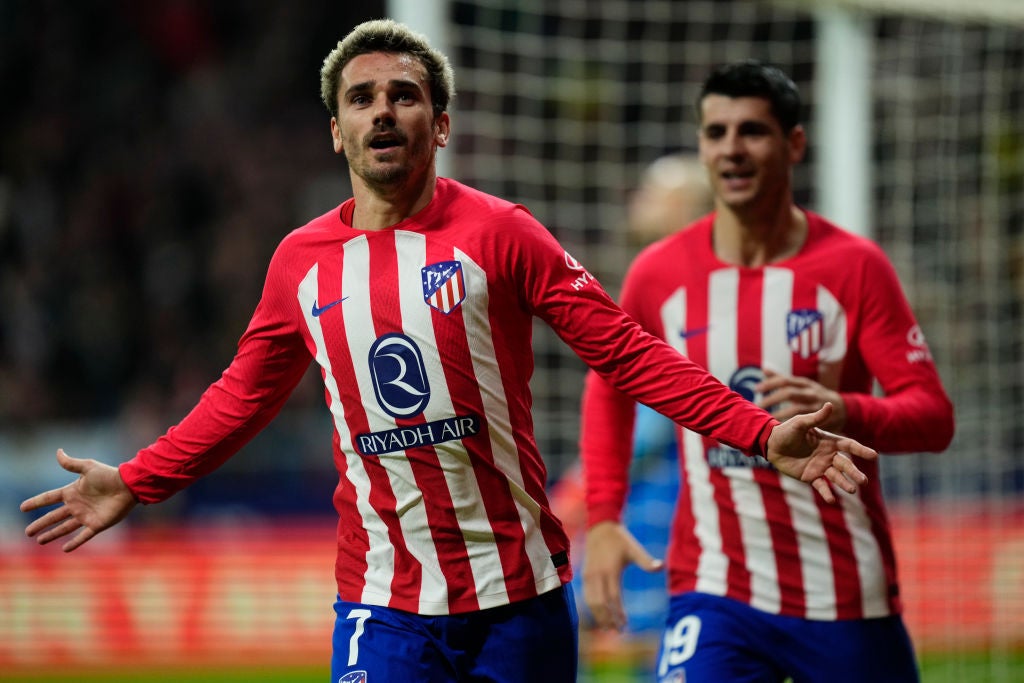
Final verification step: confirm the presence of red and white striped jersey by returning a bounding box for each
[582,211,954,621]
[119,178,779,616]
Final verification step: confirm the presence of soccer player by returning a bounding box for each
[580,60,955,682]
[21,26,876,682]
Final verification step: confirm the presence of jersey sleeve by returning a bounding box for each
[841,244,954,452]
[498,213,777,525]
[119,241,313,503]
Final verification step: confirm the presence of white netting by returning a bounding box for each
[445,2,1024,673]
[445,0,1024,498]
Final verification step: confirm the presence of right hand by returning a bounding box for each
[582,520,664,631]
[21,448,137,552]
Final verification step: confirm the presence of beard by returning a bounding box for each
[345,125,433,188]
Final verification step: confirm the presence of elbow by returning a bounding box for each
[923,400,956,453]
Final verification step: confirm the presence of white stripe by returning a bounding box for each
[298,257,394,605]
[843,492,890,618]
[816,285,847,363]
[783,476,836,618]
[685,428,727,597]
[761,269,794,375]
[706,269,739,381]
[732,470,781,613]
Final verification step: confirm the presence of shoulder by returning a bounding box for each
[804,210,890,263]
[437,177,530,219]
[434,178,554,255]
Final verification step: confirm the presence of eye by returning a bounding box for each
[703,126,725,140]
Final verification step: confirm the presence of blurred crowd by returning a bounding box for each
[0,2,382,430]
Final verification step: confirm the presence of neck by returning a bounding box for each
[712,203,807,267]
[350,170,438,230]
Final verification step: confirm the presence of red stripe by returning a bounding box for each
[818,498,863,619]
[424,243,539,605]
[314,254,373,602]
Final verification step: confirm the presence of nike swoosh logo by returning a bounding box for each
[311,296,348,317]
[679,325,709,339]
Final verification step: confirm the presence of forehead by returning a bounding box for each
[699,94,775,126]
[340,51,428,88]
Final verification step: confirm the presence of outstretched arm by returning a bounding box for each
[21,449,138,552]
[765,402,877,503]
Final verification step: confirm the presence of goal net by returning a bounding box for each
[442,0,1024,670]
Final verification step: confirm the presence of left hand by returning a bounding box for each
[765,403,876,503]
[756,369,846,432]
[21,449,137,552]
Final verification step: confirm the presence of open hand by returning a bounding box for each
[765,403,877,503]
[21,449,137,552]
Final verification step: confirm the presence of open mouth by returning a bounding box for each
[369,135,402,151]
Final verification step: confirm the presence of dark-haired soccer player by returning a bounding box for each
[581,60,954,683]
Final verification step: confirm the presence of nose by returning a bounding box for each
[372,93,396,127]
[721,130,745,158]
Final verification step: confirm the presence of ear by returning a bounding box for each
[330,117,344,154]
[435,112,451,149]
[788,124,807,164]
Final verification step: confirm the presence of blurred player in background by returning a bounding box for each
[580,60,955,682]
[626,153,713,248]
[21,25,878,682]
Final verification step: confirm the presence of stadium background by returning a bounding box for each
[1,0,1022,681]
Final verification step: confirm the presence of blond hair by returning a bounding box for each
[319,19,455,119]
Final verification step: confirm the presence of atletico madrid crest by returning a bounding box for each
[787,308,823,358]
[422,260,466,314]
[338,671,368,683]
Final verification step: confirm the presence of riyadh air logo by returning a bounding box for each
[368,333,430,418]
[565,251,595,291]
[359,332,482,456]
[422,260,466,314]
[906,324,934,363]
[787,308,823,359]
[338,672,367,683]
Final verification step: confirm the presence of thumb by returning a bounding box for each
[628,541,664,573]
[56,448,86,474]
[814,401,834,423]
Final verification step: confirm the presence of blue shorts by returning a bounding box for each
[656,592,919,683]
[331,584,579,682]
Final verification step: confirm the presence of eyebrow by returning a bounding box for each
[344,78,422,98]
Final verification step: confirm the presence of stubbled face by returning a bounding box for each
[330,51,449,190]
[698,95,804,213]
